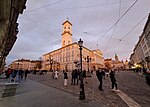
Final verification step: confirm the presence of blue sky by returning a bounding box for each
[6,0,150,65]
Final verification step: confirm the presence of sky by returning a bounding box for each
[6,0,150,65]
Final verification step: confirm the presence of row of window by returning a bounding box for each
[63,41,70,46]
[50,46,76,56]
[64,26,70,29]
[52,55,75,63]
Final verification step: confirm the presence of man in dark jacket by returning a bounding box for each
[71,70,77,85]
[96,68,104,91]
[109,70,118,91]
[25,69,29,79]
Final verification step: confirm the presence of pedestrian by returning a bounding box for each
[96,68,104,91]
[16,69,22,82]
[91,70,93,75]
[54,69,59,79]
[109,70,119,91]
[9,69,15,82]
[64,70,68,86]
[145,68,150,86]
[25,69,29,79]
[6,68,13,78]
[101,69,105,80]
[20,70,24,79]
[51,70,55,79]
[105,68,109,77]
[83,69,87,83]
[76,69,80,85]
[71,70,76,85]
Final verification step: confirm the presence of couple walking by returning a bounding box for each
[96,68,118,91]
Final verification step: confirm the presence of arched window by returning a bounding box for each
[68,41,70,45]
[63,41,65,46]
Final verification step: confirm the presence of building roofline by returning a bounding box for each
[43,42,78,56]
[43,42,96,56]
[143,13,150,32]
[62,20,72,26]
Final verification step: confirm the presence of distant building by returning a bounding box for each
[104,58,113,69]
[104,54,125,70]
[42,20,104,71]
[130,14,150,68]
[9,59,41,70]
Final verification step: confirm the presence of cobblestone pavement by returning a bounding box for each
[116,71,150,107]
[29,72,128,107]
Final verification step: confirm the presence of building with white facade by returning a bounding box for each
[42,20,104,71]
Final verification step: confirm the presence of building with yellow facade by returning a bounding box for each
[42,20,104,71]
[9,59,41,70]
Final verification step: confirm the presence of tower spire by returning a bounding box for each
[61,19,72,47]
[115,54,119,62]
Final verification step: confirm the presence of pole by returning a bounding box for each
[79,46,85,100]
[87,56,90,73]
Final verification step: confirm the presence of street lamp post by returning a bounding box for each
[78,38,85,100]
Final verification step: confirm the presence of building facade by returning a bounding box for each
[0,0,27,73]
[9,59,41,70]
[42,20,104,71]
[130,14,150,68]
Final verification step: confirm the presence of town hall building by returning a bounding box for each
[42,20,104,71]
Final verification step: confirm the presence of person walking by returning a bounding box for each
[25,69,29,79]
[9,69,15,82]
[96,68,104,91]
[54,69,59,79]
[145,68,150,86]
[76,69,80,85]
[109,70,118,91]
[6,68,13,78]
[51,70,55,79]
[71,70,76,85]
[20,70,24,80]
[15,69,21,82]
[83,69,87,83]
[63,70,68,86]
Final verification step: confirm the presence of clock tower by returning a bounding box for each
[61,19,72,47]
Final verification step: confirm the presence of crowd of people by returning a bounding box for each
[3,66,149,89]
[4,68,29,82]
[132,67,150,86]
[49,68,120,92]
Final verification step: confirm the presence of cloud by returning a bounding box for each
[6,0,150,65]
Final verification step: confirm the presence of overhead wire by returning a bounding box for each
[89,0,139,48]
[25,0,66,13]
[23,0,140,57]
[111,14,148,51]
[120,14,148,40]
[103,0,122,53]
[19,16,59,28]
[25,0,135,15]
